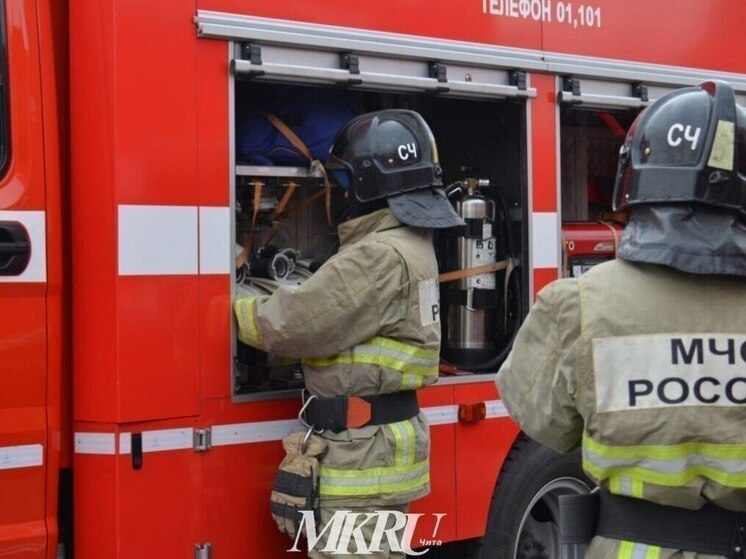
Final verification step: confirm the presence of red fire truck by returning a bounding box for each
[2,1,746,558]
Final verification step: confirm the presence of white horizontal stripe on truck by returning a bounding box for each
[75,400,511,456]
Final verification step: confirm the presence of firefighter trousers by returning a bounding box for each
[307,504,409,559]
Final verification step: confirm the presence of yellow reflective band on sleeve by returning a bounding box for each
[234,297,263,349]
[303,337,439,386]
[319,459,430,497]
[583,432,746,488]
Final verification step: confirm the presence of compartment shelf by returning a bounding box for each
[236,164,325,179]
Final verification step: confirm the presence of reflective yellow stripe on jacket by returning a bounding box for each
[617,540,662,559]
[583,432,746,489]
[319,459,430,497]
[303,337,439,389]
[320,418,426,498]
[234,297,263,348]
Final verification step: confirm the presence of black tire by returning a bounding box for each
[478,434,593,559]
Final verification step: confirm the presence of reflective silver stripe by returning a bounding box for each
[0,444,43,470]
[75,433,116,455]
[119,428,194,455]
[618,541,661,559]
[353,343,438,368]
[618,477,634,497]
[584,446,746,476]
[303,337,439,379]
[73,402,507,456]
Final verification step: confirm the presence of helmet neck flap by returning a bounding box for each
[618,204,746,276]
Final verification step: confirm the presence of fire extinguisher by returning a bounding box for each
[440,179,503,369]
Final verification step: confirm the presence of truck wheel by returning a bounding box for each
[478,434,593,559]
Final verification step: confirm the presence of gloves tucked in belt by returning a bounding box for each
[270,431,327,539]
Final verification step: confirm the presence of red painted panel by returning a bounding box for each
[533,267,558,299]
[542,0,746,74]
[0,422,46,552]
[114,1,199,206]
[0,286,46,409]
[201,396,301,558]
[411,386,457,545]
[199,0,543,51]
[454,381,520,540]
[116,448,201,558]
[197,40,230,207]
[70,0,118,423]
[73,435,118,559]
[200,275,232,399]
[75,420,202,559]
[116,276,200,422]
[530,73,557,213]
[203,438,292,558]
[0,2,49,558]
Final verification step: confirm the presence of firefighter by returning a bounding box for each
[234,110,463,558]
[497,80,746,559]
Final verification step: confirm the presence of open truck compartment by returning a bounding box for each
[559,103,638,277]
[231,80,527,395]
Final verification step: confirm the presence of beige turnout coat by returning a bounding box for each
[235,208,441,507]
[497,258,746,559]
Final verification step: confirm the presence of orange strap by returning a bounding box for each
[437,259,509,284]
[272,181,298,219]
[267,113,313,162]
[236,181,264,269]
[237,112,334,270]
[346,397,373,429]
[262,180,299,248]
[267,113,332,225]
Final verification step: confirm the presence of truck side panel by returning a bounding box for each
[0,1,57,557]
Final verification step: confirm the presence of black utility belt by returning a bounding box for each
[304,391,419,433]
[560,490,746,557]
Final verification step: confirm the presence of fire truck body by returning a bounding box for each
[2,1,746,558]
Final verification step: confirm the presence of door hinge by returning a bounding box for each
[193,429,212,452]
[195,543,212,559]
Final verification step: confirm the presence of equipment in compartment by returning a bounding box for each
[233,81,527,389]
[233,173,337,394]
[561,222,624,278]
[439,179,518,371]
